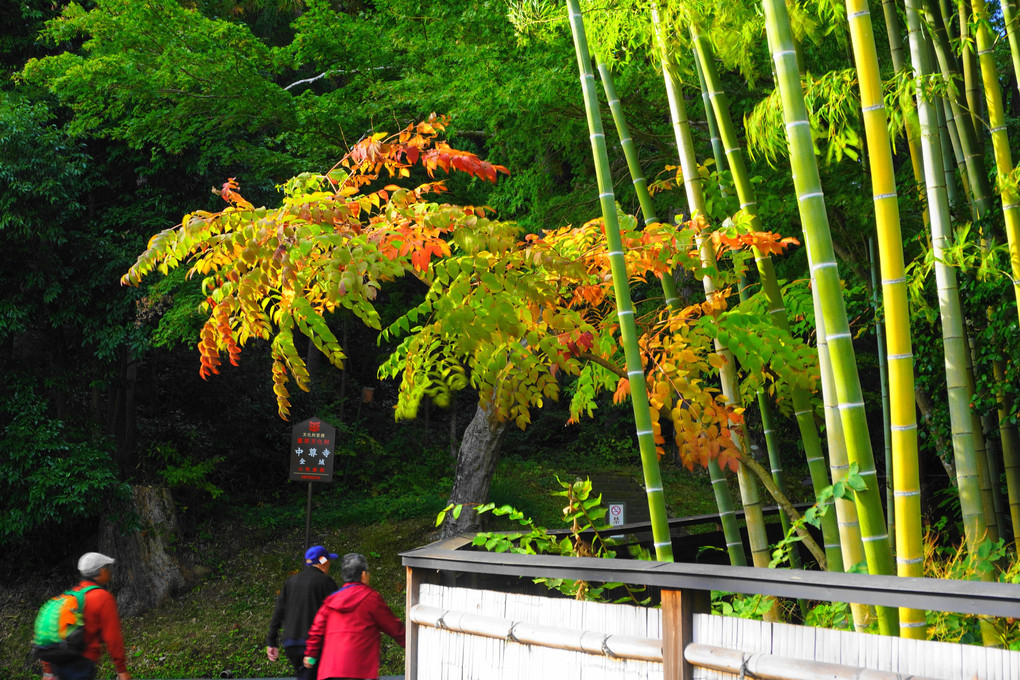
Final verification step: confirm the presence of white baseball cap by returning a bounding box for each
[78,552,116,574]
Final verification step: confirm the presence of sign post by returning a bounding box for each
[290,417,337,550]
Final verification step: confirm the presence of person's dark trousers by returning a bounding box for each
[284,644,317,680]
[51,657,97,680]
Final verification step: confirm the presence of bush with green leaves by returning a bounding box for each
[438,476,651,603]
[0,375,128,547]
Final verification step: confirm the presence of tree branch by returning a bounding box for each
[284,66,396,91]
[733,448,828,569]
[576,351,625,378]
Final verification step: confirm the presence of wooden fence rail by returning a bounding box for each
[401,535,1020,680]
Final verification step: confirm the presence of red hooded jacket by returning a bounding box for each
[304,582,405,680]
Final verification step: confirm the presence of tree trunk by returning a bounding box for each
[442,403,508,537]
[99,485,187,617]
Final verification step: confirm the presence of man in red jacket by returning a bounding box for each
[303,553,405,680]
[42,552,131,680]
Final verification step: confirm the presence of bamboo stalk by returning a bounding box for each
[959,0,985,153]
[868,239,894,545]
[691,24,839,572]
[879,0,930,228]
[651,2,771,570]
[693,49,728,173]
[815,279,877,630]
[846,0,926,637]
[923,0,994,218]
[999,0,1020,97]
[595,59,683,311]
[763,0,897,634]
[965,329,1003,543]
[970,0,1020,325]
[566,0,673,562]
[709,457,748,566]
[903,0,998,644]
[992,351,1020,545]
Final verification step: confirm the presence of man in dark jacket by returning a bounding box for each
[266,546,340,679]
[303,553,405,680]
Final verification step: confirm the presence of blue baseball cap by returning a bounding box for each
[305,546,339,565]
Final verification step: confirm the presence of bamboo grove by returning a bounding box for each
[119,0,1020,643]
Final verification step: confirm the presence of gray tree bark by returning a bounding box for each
[99,485,187,617]
[442,402,508,537]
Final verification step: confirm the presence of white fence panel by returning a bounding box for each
[690,613,1020,680]
[415,585,663,680]
[414,585,1020,680]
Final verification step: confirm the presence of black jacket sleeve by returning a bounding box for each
[266,580,288,647]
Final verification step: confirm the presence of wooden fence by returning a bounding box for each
[402,535,1020,680]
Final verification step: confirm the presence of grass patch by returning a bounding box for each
[2,501,437,680]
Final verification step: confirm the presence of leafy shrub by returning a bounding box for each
[0,376,128,547]
[924,521,1020,646]
[440,477,652,603]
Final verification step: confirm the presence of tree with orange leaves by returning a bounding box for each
[123,117,816,543]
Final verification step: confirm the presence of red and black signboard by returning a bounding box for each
[289,417,337,483]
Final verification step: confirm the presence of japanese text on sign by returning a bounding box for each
[289,417,337,483]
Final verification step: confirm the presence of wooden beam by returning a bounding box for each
[662,589,709,680]
[405,566,422,680]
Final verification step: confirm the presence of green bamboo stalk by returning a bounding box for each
[868,238,894,545]
[934,94,961,211]
[879,0,930,228]
[651,3,771,570]
[970,0,1020,326]
[939,97,975,218]
[595,59,683,312]
[923,0,994,218]
[814,280,877,631]
[939,0,1019,542]
[596,62,660,229]
[763,0,897,635]
[737,277,812,610]
[693,50,728,174]
[906,0,982,545]
[904,0,997,644]
[959,0,985,154]
[992,349,1020,545]
[597,56,752,564]
[965,330,1004,543]
[595,58,744,559]
[999,0,1020,97]
[691,25,842,571]
[708,457,747,565]
[565,0,673,562]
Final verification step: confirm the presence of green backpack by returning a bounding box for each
[32,585,100,664]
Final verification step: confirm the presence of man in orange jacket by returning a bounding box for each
[43,552,131,680]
